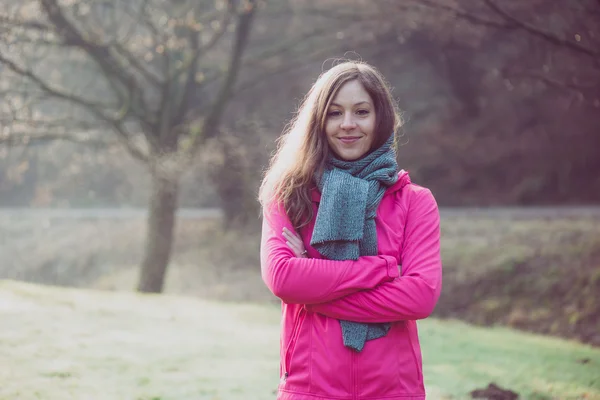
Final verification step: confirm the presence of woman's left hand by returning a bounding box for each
[283,227,308,258]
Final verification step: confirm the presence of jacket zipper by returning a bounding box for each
[283,307,306,381]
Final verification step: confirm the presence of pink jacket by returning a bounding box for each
[261,171,442,400]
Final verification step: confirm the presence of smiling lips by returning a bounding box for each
[338,136,361,144]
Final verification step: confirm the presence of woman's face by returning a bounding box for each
[325,80,376,161]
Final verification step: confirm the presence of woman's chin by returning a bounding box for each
[332,148,368,161]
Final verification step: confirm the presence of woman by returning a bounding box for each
[259,61,442,400]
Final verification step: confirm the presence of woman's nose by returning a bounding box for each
[340,114,357,130]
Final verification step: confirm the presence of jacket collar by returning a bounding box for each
[310,170,411,203]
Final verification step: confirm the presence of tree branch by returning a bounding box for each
[109,123,150,163]
[233,27,400,95]
[171,11,203,126]
[235,40,341,95]
[0,15,52,33]
[507,68,599,92]
[0,132,117,147]
[0,117,103,132]
[0,52,116,117]
[417,0,514,29]
[113,41,163,87]
[191,0,257,150]
[196,1,235,58]
[39,0,150,119]
[109,0,164,87]
[483,0,600,60]
[0,53,149,162]
[171,1,235,83]
[200,24,333,92]
[296,7,380,22]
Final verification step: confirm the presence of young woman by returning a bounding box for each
[259,61,442,400]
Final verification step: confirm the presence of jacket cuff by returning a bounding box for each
[381,255,399,279]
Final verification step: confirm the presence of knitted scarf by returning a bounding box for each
[310,134,398,352]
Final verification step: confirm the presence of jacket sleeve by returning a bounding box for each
[261,202,399,305]
[305,187,442,322]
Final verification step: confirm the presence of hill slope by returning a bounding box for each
[1,281,598,400]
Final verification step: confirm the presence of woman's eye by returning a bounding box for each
[327,110,342,117]
[356,109,369,116]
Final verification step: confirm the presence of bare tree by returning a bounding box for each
[0,0,257,293]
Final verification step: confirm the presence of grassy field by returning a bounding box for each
[0,280,279,400]
[1,210,599,346]
[1,280,598,400]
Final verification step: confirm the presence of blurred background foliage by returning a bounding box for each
[2,0,599,210]
[1,0,599,348]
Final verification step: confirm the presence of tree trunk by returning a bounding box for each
[137,173,179,293]
[207,135,260,230]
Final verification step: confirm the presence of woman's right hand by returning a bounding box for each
[282,227,308,258]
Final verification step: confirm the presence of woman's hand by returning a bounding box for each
[282,227,308,258]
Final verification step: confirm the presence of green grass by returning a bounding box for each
[440,216,600,279]
[421,319,599,399]
[1,280,598,400]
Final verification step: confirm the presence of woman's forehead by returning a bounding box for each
[331,80,373,105]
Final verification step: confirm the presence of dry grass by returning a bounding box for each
[438,214,600,345]
[440,215,600,281]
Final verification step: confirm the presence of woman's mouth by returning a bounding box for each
[338,136,361,144]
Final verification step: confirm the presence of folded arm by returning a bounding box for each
[306,187,442,322]
[261,202,398,305]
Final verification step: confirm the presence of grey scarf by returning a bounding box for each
[311,135,398,352]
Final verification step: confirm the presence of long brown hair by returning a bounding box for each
[259,61,402,230]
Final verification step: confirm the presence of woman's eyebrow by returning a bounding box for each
[330,101,371,107]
